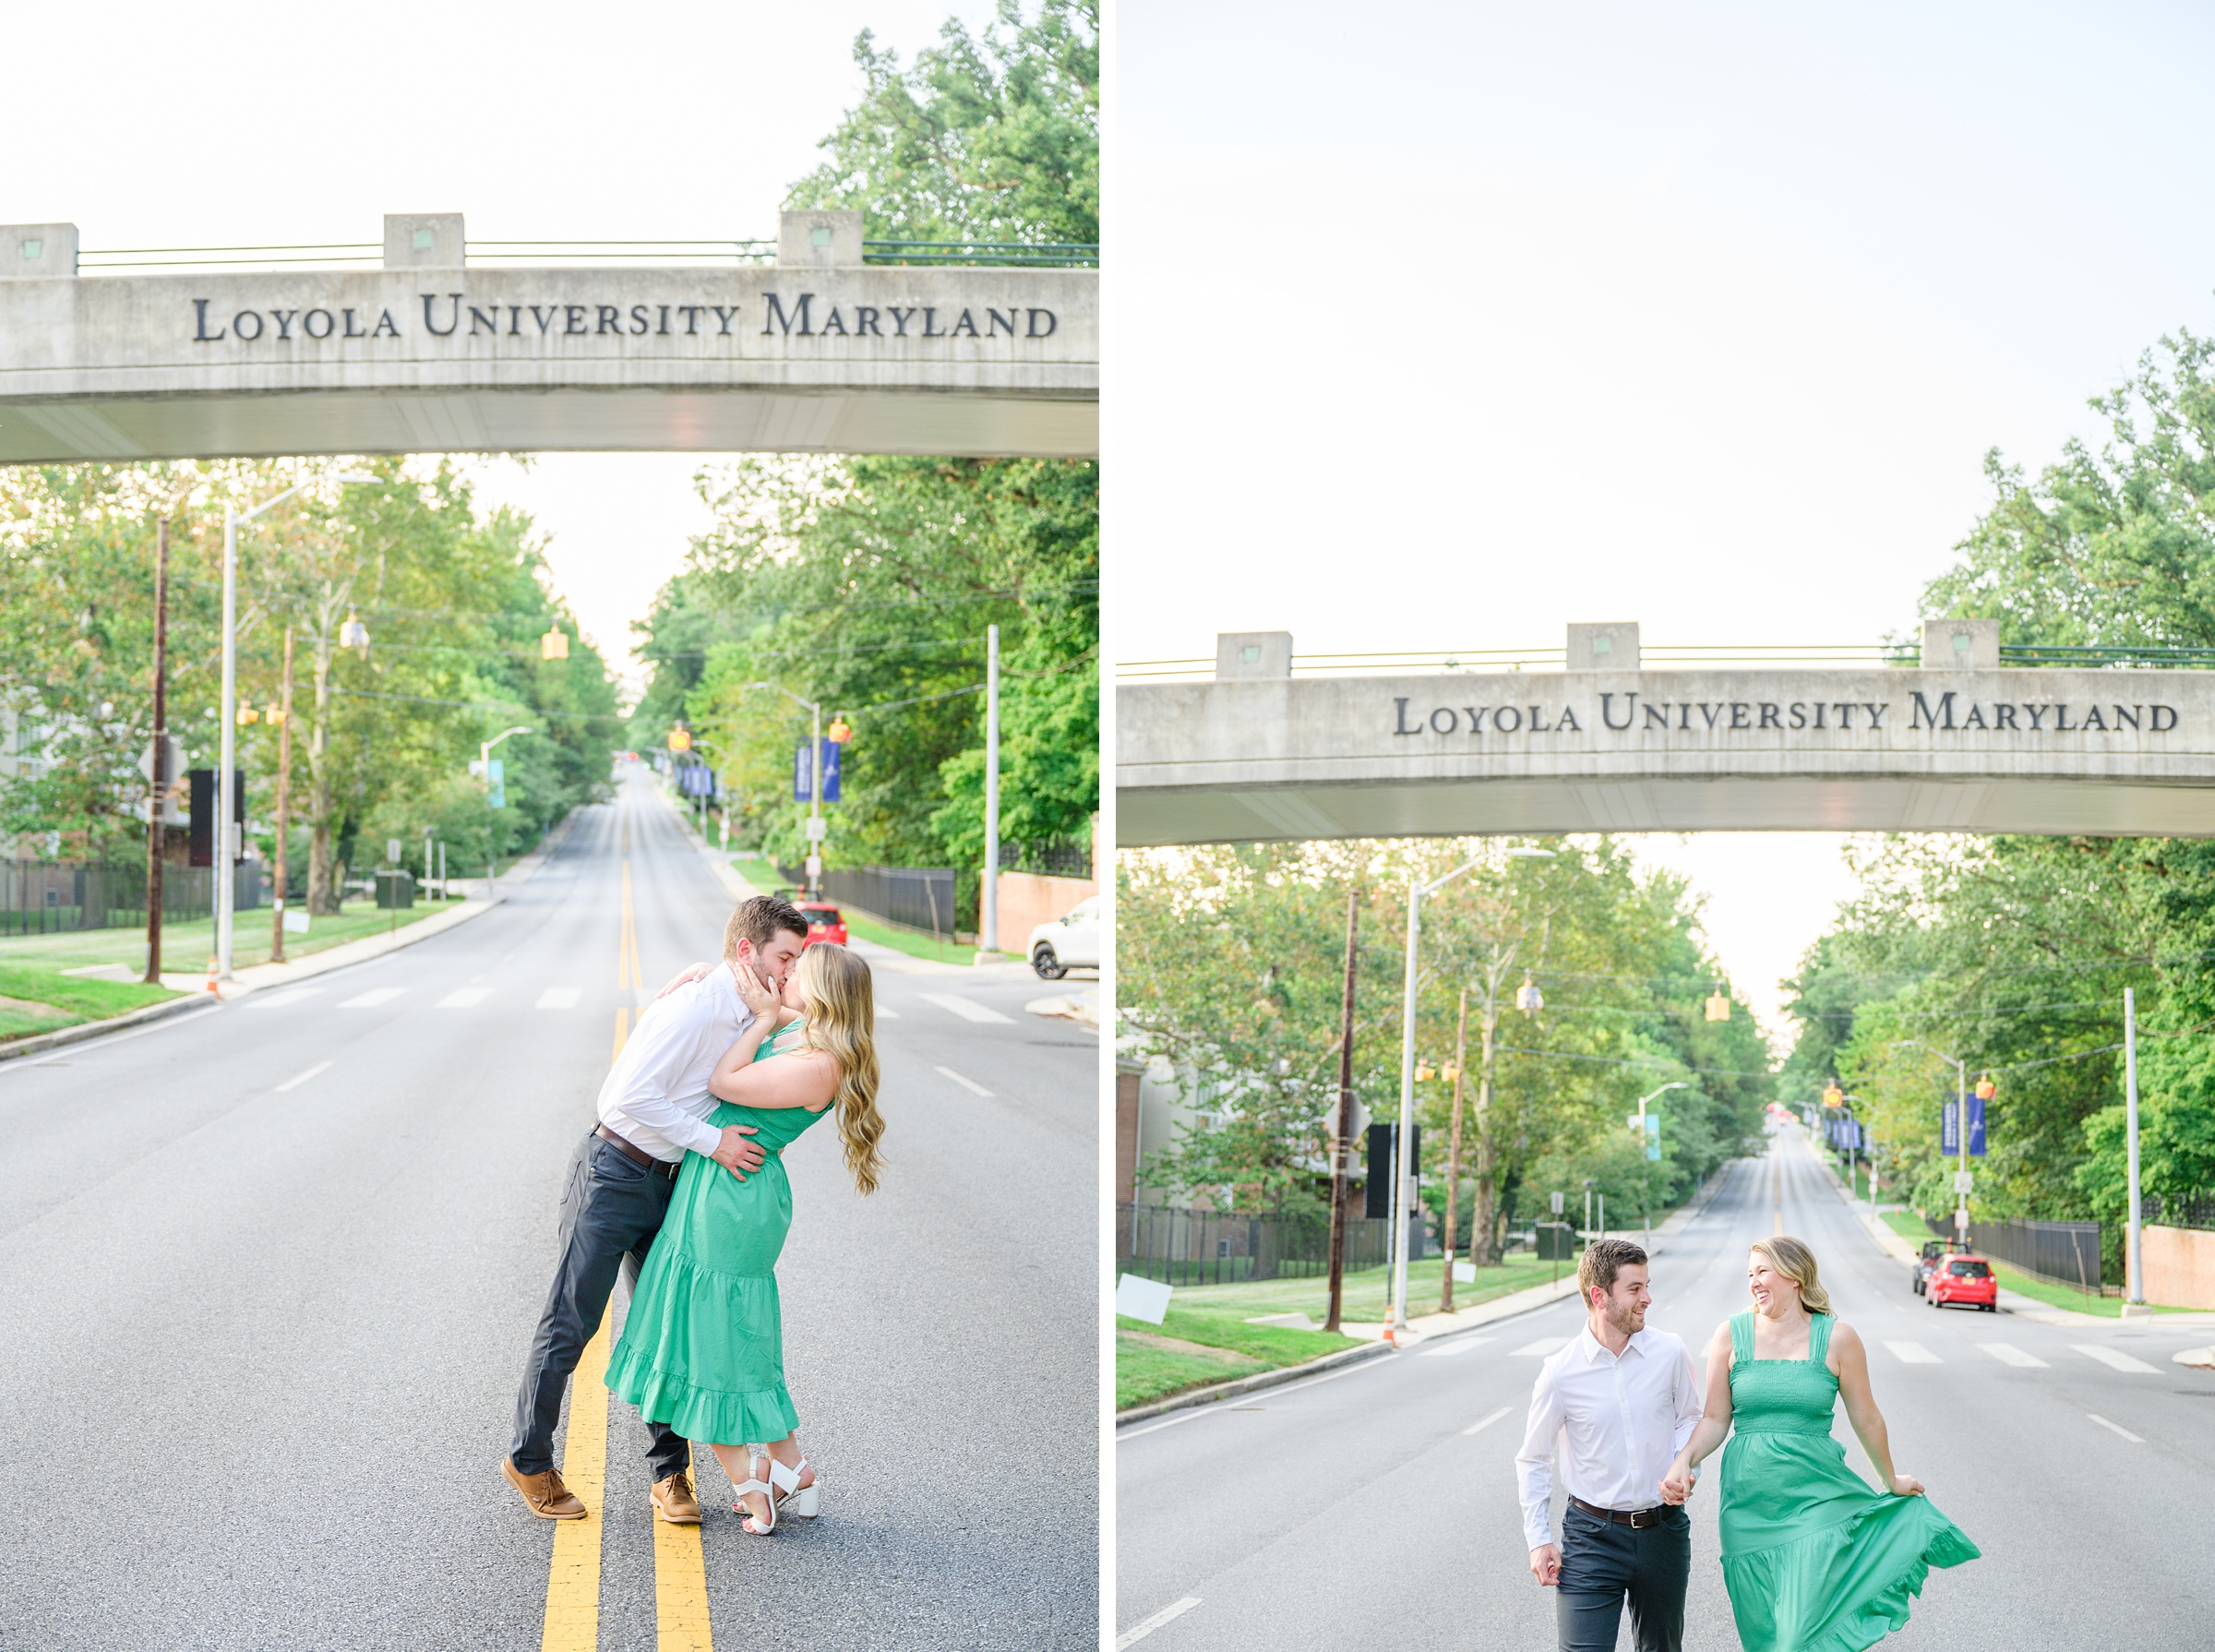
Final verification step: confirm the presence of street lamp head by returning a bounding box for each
[332,471,382,485]
[1505,846,1556,859]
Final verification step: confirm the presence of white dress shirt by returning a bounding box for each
[1515,1323,1702,1550]
[595,964,758,1162]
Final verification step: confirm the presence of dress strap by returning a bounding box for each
[1729,1311,1754,1367]
[1809,1311,1834,1367]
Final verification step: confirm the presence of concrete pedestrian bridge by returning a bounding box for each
[1116,622,2215,845]
[0,212,1096,462]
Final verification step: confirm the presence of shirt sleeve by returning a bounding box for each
[1515,1360,1566,1551]
[605,997,723,1157]
[1669,1336,1702,1457]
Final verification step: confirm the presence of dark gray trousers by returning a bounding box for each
[510,1133,689,1482]
[1555,1503,1690,1652]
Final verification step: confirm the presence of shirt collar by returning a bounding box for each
[1577,1323,1649,1364]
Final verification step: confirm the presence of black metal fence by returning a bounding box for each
[1949,1215,2110,1294]
[1115,1203,1405,1287]
[2148,1191,2215,1232]
[784,864,963,941]
[0,859,263,938]
[1000,837,1093,879]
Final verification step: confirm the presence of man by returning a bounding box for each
[1515,1238,1702,1652]
[503,893,811,1526]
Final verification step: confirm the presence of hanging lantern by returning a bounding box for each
[235,705,260,725]
[826,715,853,744]
[1515,972,1544,1013]
[667,728,692,752]
[1705,983,1732,1023]
[339,611,370,650]
[540,628,570,661]
[1822,1084,1845,1109]
[1974,1073,1997,1101]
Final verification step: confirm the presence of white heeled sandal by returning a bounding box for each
[767,1453,820,1519]
[732,1447,778,1535]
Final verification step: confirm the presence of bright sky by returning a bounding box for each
[2,0,997,698]
[1109,0,2215,1046]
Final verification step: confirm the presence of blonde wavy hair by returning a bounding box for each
[794,943,885,1196]
[1749,1235,1833,1315]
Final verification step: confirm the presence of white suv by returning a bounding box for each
[1027,894,1100,978]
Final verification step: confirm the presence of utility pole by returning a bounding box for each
[270,629,294,962]
[142,518,170,987]
[1324,882,1359,1335]
[215,504,239,980]
[2125,986,2144,1310]
[981,622,1000,955]
[1441,982,1469,1313]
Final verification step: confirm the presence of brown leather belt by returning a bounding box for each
[594,1123,682,1180]
[1570,1495,1668,1529]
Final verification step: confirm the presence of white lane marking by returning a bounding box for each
[2075,1345,2159,1373]
[2088,1412,2145,1443]
[1885,1341,1943,1364]
[1463,1405,1515,1436]
[920,991,1016,1024]
[535,988,581,1010]
[1117,1353,1393,1441]
[243,987,324,1012]
[338,988,405,1010]
[435,988,492,1009]
[1512,1337,1570,1357]
[935,1065,994,1097]
[1117,1597,1200,1649]
[875,1005,901,1018]
[1418,1335,1493,1359]
[274,1060,333,1094]
[1977,1343,2049,1369]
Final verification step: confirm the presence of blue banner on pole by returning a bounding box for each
[1941,1097,1959,1156]
[1645,1114,1661,1161]
[792,739,841,803]
[1967,1092,1986,1158]
[487,758,505,810]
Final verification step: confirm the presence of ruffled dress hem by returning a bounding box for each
[1720,1499,1982,1652]
[605,1345,799,1445]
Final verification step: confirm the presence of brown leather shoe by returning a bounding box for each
[504,1457,587,1520]
[652,1470,702,1525]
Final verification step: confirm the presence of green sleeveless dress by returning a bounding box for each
[605,1019,832,1444]
[1718,1311,1979,1652]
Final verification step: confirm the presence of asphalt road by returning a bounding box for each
[1114,1123,2215,1651]
[0,770,1096,1650]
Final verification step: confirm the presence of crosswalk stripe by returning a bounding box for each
[2074,1345,2159,1373]
[244,986,323,1012]
[337,988,404,1010]
[1418,1336,1493,1359]
[536,988,581,1010]
[1512,1338,1569,1357]
[435,988,492,1009]
[876,1005,901,1018]
[1977,1343,2049,1368]
[1885,1341,1942,1364]
[920,991,1016,1024]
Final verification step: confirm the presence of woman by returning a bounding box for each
[605,941,885,1533]
[1662,1236,1978,1651]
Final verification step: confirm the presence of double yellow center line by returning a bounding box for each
[540,817,712,1651]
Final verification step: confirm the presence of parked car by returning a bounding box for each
[1911,1239,1969,1296]
[795,901,848,948]
[1928,1253,1998,1311]
[1027,894,1100,979]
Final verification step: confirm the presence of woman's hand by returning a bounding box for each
[1887,1472,1924,1497]
[731,961,781,1021]
[1658,1454,1695,1505]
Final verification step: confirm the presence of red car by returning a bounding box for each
[1927,1253,1998,1312]
[796,901,848,948]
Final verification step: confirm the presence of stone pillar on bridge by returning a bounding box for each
[3,224,78,278]
[1215,631,1293,680]
[1922,617,1999,669]
[778,209,864,268]
[1566,621,1640,669]
[382,213,465,269]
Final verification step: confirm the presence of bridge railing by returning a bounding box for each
[74,239,1099,274]
[1115,641,2215,681]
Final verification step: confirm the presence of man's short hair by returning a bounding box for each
[723,894,808,960]
[1578,1237,1648,1302]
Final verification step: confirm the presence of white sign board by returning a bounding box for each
[1114,1273,1173,1326]
[1453,1261,1477,1284]
[1953,1171,1975,1194]
[386,838,403,865]
[1550,1191,1565,1215]
[283,910,310,935]
[805,815,828,842]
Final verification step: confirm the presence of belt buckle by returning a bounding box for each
[1629,1507,1658,1530]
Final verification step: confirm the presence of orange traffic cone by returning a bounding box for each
[204,954,222,998]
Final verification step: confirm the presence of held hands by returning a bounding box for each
[1658,1456,1697,1505]
[710,1122,765,1180]
[1887,1472,1925,1498]
[1528,1544,1561,1587]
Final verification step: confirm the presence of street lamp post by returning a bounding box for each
[1895,1040,1970,1242]
[2125,986,2144,1311]
[1631,1082,1690,1250]
[216,472,379,980]
[751,682,824,895]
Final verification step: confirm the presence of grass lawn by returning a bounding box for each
[0,901,447,1039]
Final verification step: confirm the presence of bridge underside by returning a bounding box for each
[1119,773,2215,845]
[0,385,1096,463]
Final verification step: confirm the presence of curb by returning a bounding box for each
[1115,1338,1394,1427]
[0,991,221,1063]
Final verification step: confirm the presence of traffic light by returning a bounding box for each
[826,716,853,744]
[1415,1062,1436,1083]
[541,628,569,661]
[1705,983,1732,1022]
[1516,973,1544,1012]
[1823,1084,1844,1109]
[1974,1073,1996,1101]
[667,728,691,752]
